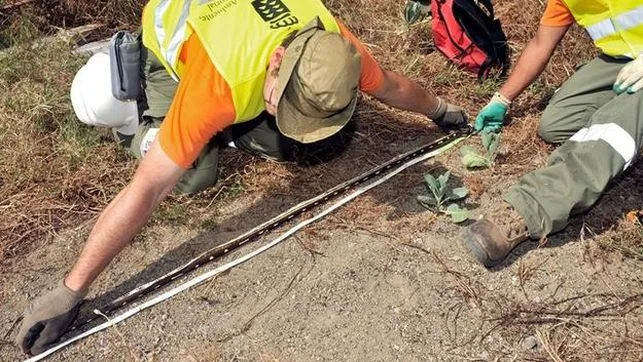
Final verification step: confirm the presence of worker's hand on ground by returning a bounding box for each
[613,56,643,94]
[15,280,86,355]
[428,97,469,131]
[474,92,511,133]
[404,0,430,25]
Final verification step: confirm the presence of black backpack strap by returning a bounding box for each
[452,0,509,76]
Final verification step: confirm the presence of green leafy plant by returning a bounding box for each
[417,171,470,223]
[461,133,501,169]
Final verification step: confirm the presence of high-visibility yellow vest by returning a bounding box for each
[142,0,339,122]
[563,0,643,58]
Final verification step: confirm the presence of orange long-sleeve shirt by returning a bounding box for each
[541,0,574,27]
[158,21,385,168]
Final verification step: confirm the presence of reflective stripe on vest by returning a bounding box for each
[142,0,339,123]
[143,0,196,81]
[160,0,190,79]
[563,0,643,58]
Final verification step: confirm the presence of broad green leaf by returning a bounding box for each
[447,187,469,201]
[417,195,438,208]
[445,204,470,223]
[460,145,478,156]
[487,133,501,160]
[437,170,451,193]
[423,173,442,198]
[462,152,490,169]
[481,132,494,151]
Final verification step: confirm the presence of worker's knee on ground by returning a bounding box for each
[234,137,293,161]
[537,123,560,144]
[175,180,215,195]
[256,147,292,161]
[538,105,567,144]
[174,169,218,195]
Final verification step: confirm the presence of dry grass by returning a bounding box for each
[0,0,638,261]
[0,37,133,264]
[491,292,643,361]
[30,0,144,28]
[0,3,265,265]
[590,218,643,261]
[411,248,643,361]
[0,0,641,359]
[0,0,145,48]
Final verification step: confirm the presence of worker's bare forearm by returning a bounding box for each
[369,70,440,116]
[64,141,184,292]
[64,186,162,291]
[499,25,570,100]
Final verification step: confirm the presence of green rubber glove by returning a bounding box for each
[15,280,86,355]
[613,56,643,94]
[474,92,510,133]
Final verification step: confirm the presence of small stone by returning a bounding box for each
[521,335,539,350]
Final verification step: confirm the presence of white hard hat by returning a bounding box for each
[70,53,138,135]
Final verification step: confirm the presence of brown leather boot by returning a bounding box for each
[461,202,530,267]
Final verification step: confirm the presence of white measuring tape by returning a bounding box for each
[25,137,463,361]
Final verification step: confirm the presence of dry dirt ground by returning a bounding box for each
[2,196,642,361]
[1,0,642,361]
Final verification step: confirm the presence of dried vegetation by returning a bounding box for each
[0,0,641,359]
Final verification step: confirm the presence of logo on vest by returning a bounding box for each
[198,0,239,22]
[251,0,299,29]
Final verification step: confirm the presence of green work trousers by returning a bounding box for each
[505,55,642,238]
[118,47,296,194]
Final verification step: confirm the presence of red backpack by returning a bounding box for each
[431,0,509,78]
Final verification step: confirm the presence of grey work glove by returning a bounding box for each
[427,97,469,131]
[15,280,86,355]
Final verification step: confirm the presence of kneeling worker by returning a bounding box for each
[16,0,468,355]
[463,0,642,267]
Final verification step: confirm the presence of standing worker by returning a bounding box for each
[15,0,468,355]
[463,0,642,267]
